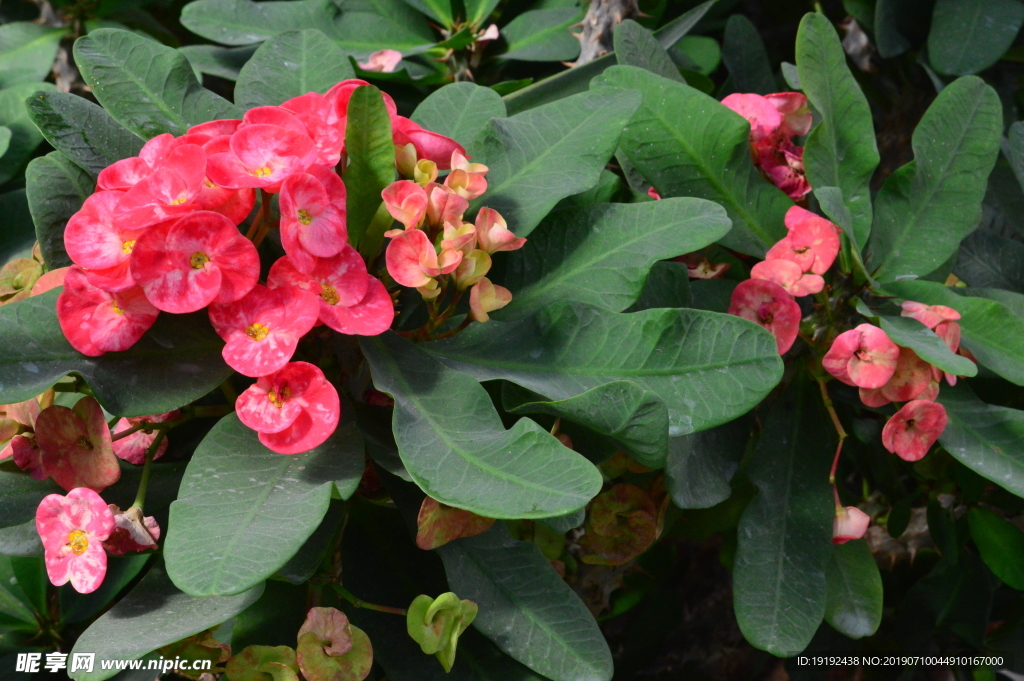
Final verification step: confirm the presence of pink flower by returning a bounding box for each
[57,267,159,357]
[96,133,185,191]
[425,184,468,228]
[721,93,784,143]
[750,259,824,296]
[208,284,320,377]
[131,211,260,314]
[727,279,802,354]
[110,411,178,465]
[444,151,488,200]
[185,119,241,142]
[11,435,44,477]
[382,181,428,230]
[469,277,512,322]
[765,206,841,275]
[279,167,348,273]
[882,400,949,462]
[279,95,346,167]
[822,324,900,389]
[474,208,526,254]
[207,122,318,192]
[759,144,811,200]
[647,187,661,200]
[832,505,870,544]
[102,505,160,555]
[858,347,937,407]
[385,228,461,288]
[900,301,960,329]
[35,397,120,493]
[236,361,340,455]
[113,144,207,229]
[359,49,403,73]
[764,92,812,137]
[36,487,115,593]
[63,191,145,292]
[392,117,464,170]
[268,250,394,336]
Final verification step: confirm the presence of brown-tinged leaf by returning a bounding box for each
[416,496,496,550]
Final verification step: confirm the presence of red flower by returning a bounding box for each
[236,361,340,455]
[858,347,937,407]
[35,397,120,493]
[279,167,348,273]
[63,191,144,292]
[96,133,184,191]
[208,284,320,377]
[57,267,159,356]
[131,211,260,313]
[822,324,900,389]
[114,144,207,229]
[765,206,841,275]
[206,121,318,192]
[36,488,114,593]
[750,259,824,297]
[727,279,802,354]
[882,400,949,462]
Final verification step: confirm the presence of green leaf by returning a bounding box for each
[360,332,602,518]
[427,301,783,436]
[721,15,775,95]
[469,89,641,237]
[344,85,394,248]
[626,260,692,311]
[326,0,437,56]
[0,81,56,186]
[178,44,258,81]
[410,82,506,153]
[403,0,453,27]
[613,20,683,82]
[0,469,58,529]
[674,35,721,76]
[165,415,364,596]
[929,0,1024,76]
[0,289,233,416]
[464,0,500,27]
[0,23,66,89]
[498,199,730,319]
[278,501,345,585]
[68,566,263,681]
[26,91,144,178]
[938,383,1024,498]
[0,189,35,267]
[866,76,1002,281]
[0,126,10,159]
[234,30,355,110]
[61,554,153,625]
[824,541,883,639]
[437,523,613,681]
[500,8,583,62]
[954,230,1024,293]
[503,380,670,469]
[26,151,93,269]
[967,507,1024,589]
[665,414,752,509]
[796,12,879,251]
[592,65,790,256]
[874,0,912,58]
[733,378,835,657]
[73,28,241,139]
[854,301,978,377]
[884,279,1024,385]
[0,556,37,627]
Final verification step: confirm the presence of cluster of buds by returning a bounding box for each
[383,150,526,323]
[722,91,812,200]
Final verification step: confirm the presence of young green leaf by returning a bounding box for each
[344,85,394,248]
[928,0,1024,76]
[721,15,775,95]
[592,65,790,256]
[411,82,506,153]
[234,29,355,109]
[967,507,1024,589]
[824,541,883,639]
[26,151,93,269]
[0,81,56,185]
[613,20,684,82]
[0,23,66,89]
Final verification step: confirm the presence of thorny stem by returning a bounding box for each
[132,430,166,512]
[817,378,848,485]
[332,585,407,616]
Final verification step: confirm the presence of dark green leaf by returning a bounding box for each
[874,0,912,58]
[733,379,835,656]
[164,415,364,596]
[592,66,791,256]
[0,469,57,529]
[411,82,506,153]
[469,89,640,236]
[234,29,355,110]
[666,414,751,509]
[403,0,453,27]
[464,0,500,27]
[437,523,613,681]
[345,85,394,248]
[361,332,603,518]
[26,151,93,269]
[500,8,583,62]
[278,500,345,584]
[968,507,1024,589]
[796,12,879,250]
[427,301,783,436]
[613,20,684,82]
[824,541,883,639]
[180,0,342,45]
[0,555,37,627]
[0,23,66,89]
[499,199,730,319]
[627,261,692,311]
[954,230,1024,293]
[673,35,721,76]
[74,28,241,139]
[929,0,1024,76]
[68,566,263,681]
[0,289,233,416]
[721,15,775,95]
[178,44,258,81]
[26,91,144,177]
[0,521,42,557]
[0,81,55,185]
[866,76,1002,281]
[0,189,35,266]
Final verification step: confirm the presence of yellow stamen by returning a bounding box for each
[267,386,291,408]
[190,252,210,269]
[77,436,93,450]
[67,529,88,556]
[297,209,312,225]
[122,240,136,254]
[320,285,339,305]
[254,167,272,178]
[169,195,188,206]
[204,178,217,188]
[246,322,269,341]
[111,302,124,316]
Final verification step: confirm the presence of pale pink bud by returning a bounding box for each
[469,278,511,322]
[832,505,870,544]
[474,207,526,254]
[359,49,402,73]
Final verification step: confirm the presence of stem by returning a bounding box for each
[252,190,275,249]
[817,378,848,485]
[245,190,271,241]
[332,585,407,616]
[132,430,166,512]
[429,289,464,333]
[110,421,147,441]
[430,316,473,341]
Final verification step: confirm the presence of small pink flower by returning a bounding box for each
[268,250,394,336]
[359,49,403,73]
[469,277,512,322]
[721,93,784,143]
[102,505,160,555]
[900,301,961,330]
[114,144,207,229]
[476,23,500,45]
[36,487,115,593]
[750,259,824,296]
[386,228,461,288]
[110,411,178,465]
[57,267,159,357]
[63,191,144,292]
[208,284,320,377]
[131,211,260,313]
[882,400,949,462]
[35,397,120,493]
[392,117,464,170]
[474,208,526,254]
[759,143,811,200]
[96,133,184,191]
[765,206,841,275]
[764,92,812,137]
[236,361,340,455]
[444,151,488,200]
[822,324,900,389]
[858,347,936,407]
[425,184,469,228]
[647,187,661,200]
[382,181,428,230]
[207,122,318,192]
[11,435,44,477]
[722,92,812,199]
[185,119,242,142]
[832,505,870,544]
[727,279,802,354]
[280,167,348,273]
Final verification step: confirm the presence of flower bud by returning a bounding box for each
[406,593,478,672]
[395,143,418,179]
[454,250,491,290]
[414,159,438,186]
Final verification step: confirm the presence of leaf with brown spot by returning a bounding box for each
[416,496,495,550]
[578,483,657,565]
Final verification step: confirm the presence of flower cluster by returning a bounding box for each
[722,91,812,200]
